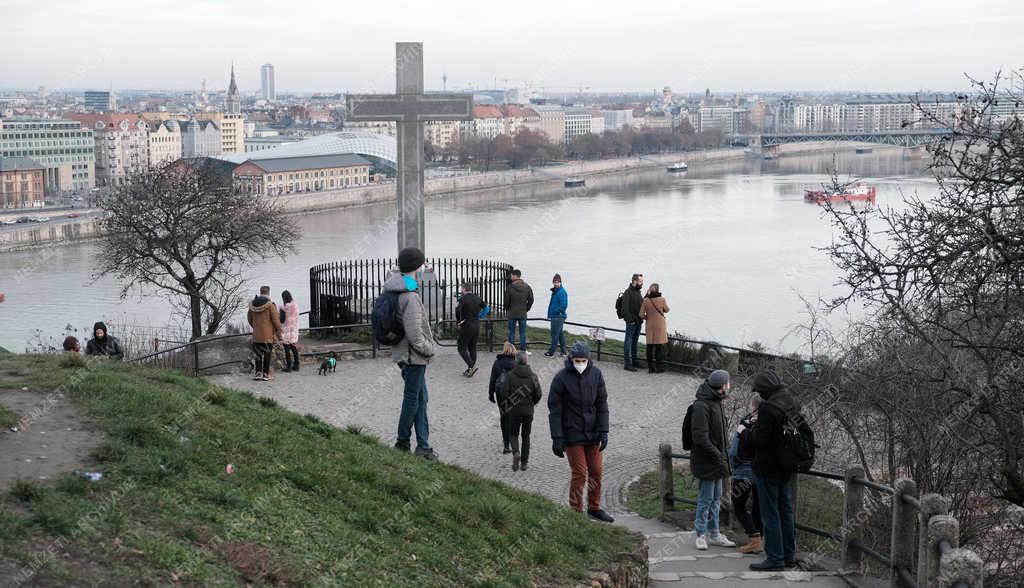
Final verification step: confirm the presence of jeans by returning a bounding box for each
[623,322,641,367]
[508,414,533,463]
[508,318,527,350]
[396,364,430,450]
[253,342,273,376]
[756,476,796,565]
[646,343,665,372]
[695,478,723,536]
[548,317,567,354]
[565,443,603,511]
[733,477,762,537]
[457,321,479,368]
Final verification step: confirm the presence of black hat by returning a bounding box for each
[752,370,784,397]
[398,247,425,274]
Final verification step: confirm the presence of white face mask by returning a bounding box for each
[573,360,588,374]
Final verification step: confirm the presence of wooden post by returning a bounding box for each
[924,515,958,587]
[890,478,918,587]
[917,493,948,582]
[659,444,675,516]
[842,465,866,571]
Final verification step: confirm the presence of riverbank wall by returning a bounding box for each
[0,142,894,252]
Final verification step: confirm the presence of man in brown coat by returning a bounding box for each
[247,285,282,380]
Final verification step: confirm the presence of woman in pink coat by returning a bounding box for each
[280,290,301,372]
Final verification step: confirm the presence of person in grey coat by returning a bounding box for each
[689,369,736,550]
[383,247,437,460]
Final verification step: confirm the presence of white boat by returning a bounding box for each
[667,162,688,172]
[564,177,585,187]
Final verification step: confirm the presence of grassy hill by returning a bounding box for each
[0,354,635,586]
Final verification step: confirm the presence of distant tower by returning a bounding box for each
[226,63,241,115]
[261,63,276,101]
[443,72,448,91]
[200,78,208,103]
[662,86,673,110]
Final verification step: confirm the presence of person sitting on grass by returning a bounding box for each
[63,336,81,354]
[85,322,124,360]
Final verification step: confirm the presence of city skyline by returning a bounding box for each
[2,0,1021,93]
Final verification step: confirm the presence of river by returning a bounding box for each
[0,149,934,354]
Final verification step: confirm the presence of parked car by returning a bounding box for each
[0,218,16,225]
[30,217,49,223]
[66,212,80,218]
[15,216,31,223]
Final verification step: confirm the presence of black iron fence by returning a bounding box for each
[309,258,514,329]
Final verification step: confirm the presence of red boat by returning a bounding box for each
[804,182,877,204]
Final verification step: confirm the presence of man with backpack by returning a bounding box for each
[618,273,644,372]
[749,369,802,571]
[686,369,737,550]
[379,247,438,461]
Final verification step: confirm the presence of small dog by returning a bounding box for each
[318,352,338,376]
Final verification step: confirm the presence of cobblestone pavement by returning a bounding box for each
[209,347,841,585]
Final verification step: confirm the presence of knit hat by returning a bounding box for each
[397,247,425,274]
[552,273,562,283]
[706,369,730,389]
[570,340,590,359]
[752,370,784,397]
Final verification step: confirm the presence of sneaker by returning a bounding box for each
[468,366,479,377]
[695,535,708,550]
[394,442,411,452]
[749,561,784,572]
[461,368,470,377]
[587,509,615,523]
[512,454,520,471]
[544,351,554,357]
[525,350,532,356]
[414,447,438,461]
[739,536,764,554]
[708,533,736,548]
[502,447,512,455]
[252,372,264,381]
[520,461,528,471]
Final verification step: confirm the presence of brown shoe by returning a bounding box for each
[739,536,764,554]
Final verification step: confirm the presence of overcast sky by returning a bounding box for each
[2,0,1021,94]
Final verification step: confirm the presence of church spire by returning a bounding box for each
[228,62,238,96]
[226,62,240,115]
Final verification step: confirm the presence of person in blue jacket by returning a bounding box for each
[545,273,569,357]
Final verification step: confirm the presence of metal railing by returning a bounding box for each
[657,446,984,587]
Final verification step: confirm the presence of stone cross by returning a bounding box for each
[346,42,473,254]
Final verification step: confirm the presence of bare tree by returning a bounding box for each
[95,159,300,341]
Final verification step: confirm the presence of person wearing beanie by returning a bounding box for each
[455,281,486,377]
[749,369,800,572]
[63,336,81,354]
[620,273,644,371]
[497,351,543,471]
[638,283,670,373]
[548,341,614,523]
[84,321,124,360]
[545,273,568,357]
[689,369,735,550]
[504,269,534,353]
[383,247,438,461]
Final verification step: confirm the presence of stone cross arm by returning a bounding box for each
[346,93,473,122]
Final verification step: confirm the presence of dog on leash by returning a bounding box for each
[318,352,338,376]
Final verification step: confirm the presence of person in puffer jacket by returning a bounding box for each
[548,341,614,523]
[383,247,437,461]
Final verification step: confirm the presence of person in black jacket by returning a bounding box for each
[488,342,518,454]
[84,322,124,360]
[455,281,486,377]
[621,273,644,371]
[748,369,798,572]
[497,351,543,471]
[689,369,736,550]
[548,341,614,523]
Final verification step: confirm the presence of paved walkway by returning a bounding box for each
[209,346,842,585]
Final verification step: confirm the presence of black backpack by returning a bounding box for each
[681,402,696,451]
[615,292,626,320]
[371,291,405,346]
[778,409,816,473]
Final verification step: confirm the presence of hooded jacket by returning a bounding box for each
[247,295,282,344]
[548,345,609,446]
[456,291,485,326]
[498,362,543,418]
[751,384,800,480]
[547,286,568,320]
[689,382,731,480]
[622,284,644,324]
[504,279,534,320]
[85,322,124,360]
[488,352,516,403]
[382,271,435,366]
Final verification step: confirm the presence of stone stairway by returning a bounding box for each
[614,513,848,587]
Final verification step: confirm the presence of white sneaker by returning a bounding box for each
[695,535,708,550]
[708,533,736,547]
[526,350,532,356]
